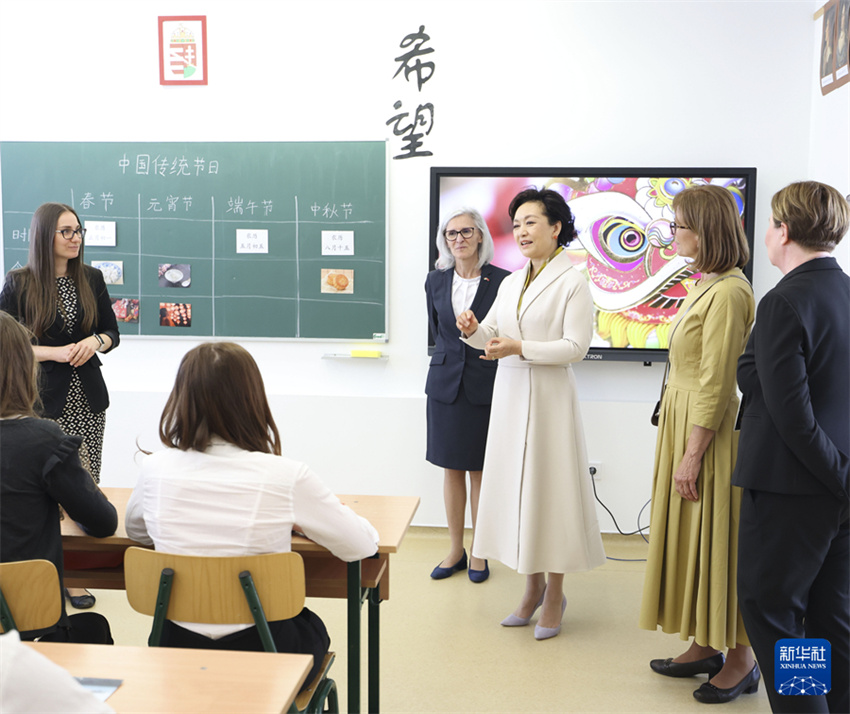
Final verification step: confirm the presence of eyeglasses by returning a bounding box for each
[444,227,476,242]
[668,222,691,235]
[55,227,86,241]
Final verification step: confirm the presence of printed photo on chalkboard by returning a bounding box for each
[158,263,192,288]
[92,260,124,285]
[160,302,192,327]
[111,298,140,324]
[321,269,354,294]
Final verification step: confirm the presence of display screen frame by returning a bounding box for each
[428,166,757,362]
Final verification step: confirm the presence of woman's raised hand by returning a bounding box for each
[456,309,479,337]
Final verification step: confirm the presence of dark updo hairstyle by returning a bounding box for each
[508,187,577,247]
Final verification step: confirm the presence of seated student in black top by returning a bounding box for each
[0,310,117,643]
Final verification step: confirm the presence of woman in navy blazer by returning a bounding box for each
[425,208,509,583]
[734,182,850,713]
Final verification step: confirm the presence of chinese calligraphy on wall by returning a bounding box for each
[387,25,435,159]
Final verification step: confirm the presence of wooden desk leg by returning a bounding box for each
[347,560,361,714]
[368,586,381,714]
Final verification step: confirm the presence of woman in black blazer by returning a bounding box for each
[0,202,120,609]
[734,182,850,713]
[425,208,509,583]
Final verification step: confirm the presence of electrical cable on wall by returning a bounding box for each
[589,466,650,562]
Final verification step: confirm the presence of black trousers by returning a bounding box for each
[738,489,849,713]
[24,612,114,644]
[159,607,330,693]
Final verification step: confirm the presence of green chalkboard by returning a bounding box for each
[0,141,387,340]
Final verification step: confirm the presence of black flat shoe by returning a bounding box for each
[65,589,96,609]
[693,663,760,704]
[468,560,489,583]
[430,550,467,580]
[650,653,725,678]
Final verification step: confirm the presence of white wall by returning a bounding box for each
[1,1,847,530]
[809,3,850,273]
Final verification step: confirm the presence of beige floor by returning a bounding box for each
[87,529,770,713]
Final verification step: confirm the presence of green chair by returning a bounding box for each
[124,547,338,714]
[0,559,62,634]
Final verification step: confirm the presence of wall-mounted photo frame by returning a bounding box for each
[834,0,850,90]
[820,0,850,93]
[159,16,208,86]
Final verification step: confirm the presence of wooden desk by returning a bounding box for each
[26,641,311,713]
[62,487,419,714]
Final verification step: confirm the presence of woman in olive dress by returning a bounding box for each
[639,185,757,705]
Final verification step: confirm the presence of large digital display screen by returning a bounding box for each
[429,167,756,361]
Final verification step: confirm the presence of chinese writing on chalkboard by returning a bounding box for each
[387,25,435,160]
[79,192,115,211]
[226,197,274,216]
[117,153,220,176]
[311,202,354,219]
[147,196,195,212]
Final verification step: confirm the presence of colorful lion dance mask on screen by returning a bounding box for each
[549,177,746,350]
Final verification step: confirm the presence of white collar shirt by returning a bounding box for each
[125,440,379,638]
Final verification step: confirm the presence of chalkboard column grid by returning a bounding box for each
[295,195,300,338]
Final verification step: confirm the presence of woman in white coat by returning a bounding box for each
[457,187,605,640]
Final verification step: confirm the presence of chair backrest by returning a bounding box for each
[124,548,306,625]
[0,559,62,633]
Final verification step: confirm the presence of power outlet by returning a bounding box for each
[589,461,602,480]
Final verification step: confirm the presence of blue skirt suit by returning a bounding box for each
[425,263,509,470]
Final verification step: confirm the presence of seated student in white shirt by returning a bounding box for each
[126,342,379,690]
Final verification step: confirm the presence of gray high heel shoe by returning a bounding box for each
[501,590,545,627]
[534,595,567,640]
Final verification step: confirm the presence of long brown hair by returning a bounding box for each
[7,203,98,337]
[159,342,282,455]
[672,185,749,274]
[0,310,41,418]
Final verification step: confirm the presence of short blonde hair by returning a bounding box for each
[771,181,850,252]
[672,185,749,273]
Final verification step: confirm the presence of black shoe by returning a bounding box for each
[430,550,467,579]
[65,588,96,609]
[693,663,760,703]
[650,653,725,678]
[468,560,489,583]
